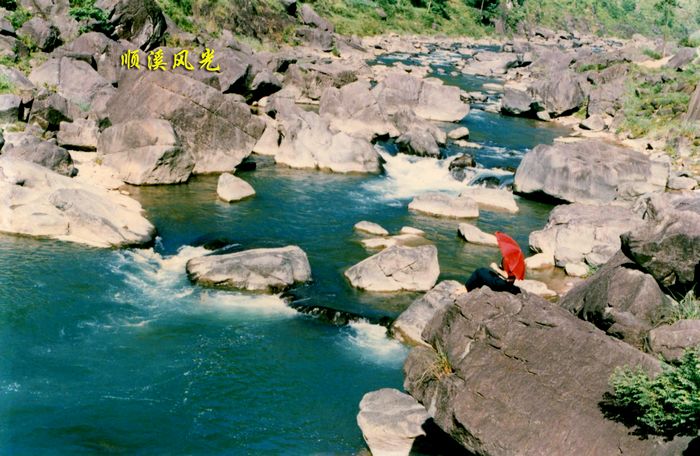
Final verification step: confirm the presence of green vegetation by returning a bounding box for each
[656,291,700,325]
[0,74,14,94]
[642,48,663,60]
[419,342,454,384]
[7,6,31,30]
[608,348,700,438]
[68,0,113,35]
[156,0,195,33]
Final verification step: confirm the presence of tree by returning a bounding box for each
[655,0,678,55]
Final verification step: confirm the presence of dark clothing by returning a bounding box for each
[465,267,521,294]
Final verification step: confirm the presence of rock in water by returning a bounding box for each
[107,71,265,174]
[345,245,439,292]
[217,173,255,202]
[0,157,155,248]
[403,288,692,455]
[447,127,469,140]
[357,388,430,456]
[98,119,194,185]
[514,140,668,204]
[457,223,498,246]
[186,246,311,293]
[408,193,479,218]
[529,203,645,267]
[622,193,700,295]
[459,187,519,213]
[354,221,389,236]
[392,281,466,346]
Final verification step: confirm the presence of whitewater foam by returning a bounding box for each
[342,320,408,367]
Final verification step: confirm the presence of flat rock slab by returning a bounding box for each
[217,173,255,202]
[355,220,389,236]
[459,187,519,213]
[345,245,439,292]
[457,223,497,246]
[409,192,478,218]
[357,388,430,456]
[404,288,692,455]
[186,246,311,293]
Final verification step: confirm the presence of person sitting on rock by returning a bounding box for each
[464,260,521,294]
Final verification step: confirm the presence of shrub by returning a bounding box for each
[0,74,14,94]
[69,0,113,35]
[608,348,700,438]
[643,48,663,60]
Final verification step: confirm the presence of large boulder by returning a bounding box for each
[648,320,700,362]
[0,157,155,247]
[392,280,466,346]
[299,3,333,32]
[686,83,700,122]
[267,97,380,173]
[98,119,194,185]
[282,61,359,102]
[27,91,75,131]
[17,17,61,52]
[403,287,691,455]
[107,71,265,174]
[357,388,430,456]
[501,85,534,116]
[666,47,698,71]
[344,245,439,292]
[529,202,645,267]
[457,223,498,246]
[57,119,98,151]
[559,251,669,348]
[54,32,126,85]
[460,51,519,76]
[529,70,585,117]
[372,73,469,122]
[319,80,396,141]
[186,246,312,293]
[514,140,669,204]
[392,108,445,158]
[95,0,166,50]
[408,193,478,218]
[459,187,519,213]
[0,94,22,124]
[217,172,255,202]
[621,193,700,295]
[2,135,76,176]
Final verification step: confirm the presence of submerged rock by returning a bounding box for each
[403,288,691,455]
[186,246,312,293]
[217,173,255,202]
[357,388,430,456]
[345,245,439,292]
[0,157,155,247]
[514,140,669,204]
[408,193,478,218]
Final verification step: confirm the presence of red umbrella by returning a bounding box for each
[495,231,526,280]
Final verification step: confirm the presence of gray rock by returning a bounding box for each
[107,70,265,174]
[98,119,193,185]
[403,287,691,455]
[622,193,700,294]
[282,61,359,101]
[588,75,627,117]
[501,86,534,116]
[396,130,440,158]
[393,108,445,144]
[0,157,155,247]
[461,51,519,76]
[17,17,61,52]
[295,26,334,52]
[448,153,474,181]
[95,0,166,50]
[27,92,75,131]
[667,174,697,190]
[186,246,312,293]
[529,202,645,267]
[685,83,700,122]
[560,251,668,348]
[57,119,98,151]
[447,126,469,140]
[354,221,389,236]
[2,135,76,176]
[249,70,282,102]
[514,140,669,204]
[357,388,430,456]
[344,244,439,292]
[54,32,126,85]
[666,47,698,70]
[457,223,498,246]
[299,3,333,32]
[529,70,585,117]
[459,186,519,213]
[408,192,478,218]
[373,72,469,122]
[217,172,255,202]
[649,320,700,362]
[0,94,21,123]
[580,114,606,131]
[392,281,466,346]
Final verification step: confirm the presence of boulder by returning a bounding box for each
[588,75,627,117]
[357,388,430,456]
[524,252,554,269]
[621,193,700,294]
[57,119,98,151]
[580,114,606,131]
[560,251,668,348]
[95,0,166,50]
[403,288,691,455]
[400,226,425,236]
[252,115,281,156]
[564,262,589,277]
[268,97,380,173]
[501,86,534,116]
[459,187,519,213]
[514,140,669,204]
[107,70,265,174]
[667,174,697,191]
[217,172,255,202]
[408,193,478,218]
[514,279,557,298]
[529,70,585,117]
[396,130,440,158]
[98,119,194,185]
[299,3,333,32]
[0,157,155,247]
[319,80,396,141]
[461,51,519,76]
[457,223,497,246]
[1,136,76,176]
[666,47,697,70]
[295,27,334,52]
[448,154,475,181]
[27,92,75,131]
[392,281,466,346]
[372,72,469,122]
[354,221,389,236]
[282,61,359,101]
[186,246,312,293]
[447,126,469,140]
[54,32,126,85]
[344,245,439,292]
[529,202,645,267]
[648,320,700,362]
[17,17,61,52]
[0,94,21,123]
[248,70,282,102]
[685,83,700,122]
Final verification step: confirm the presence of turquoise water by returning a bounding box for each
[0,59,570,454]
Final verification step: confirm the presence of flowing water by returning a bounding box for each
[0,53,570,454]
